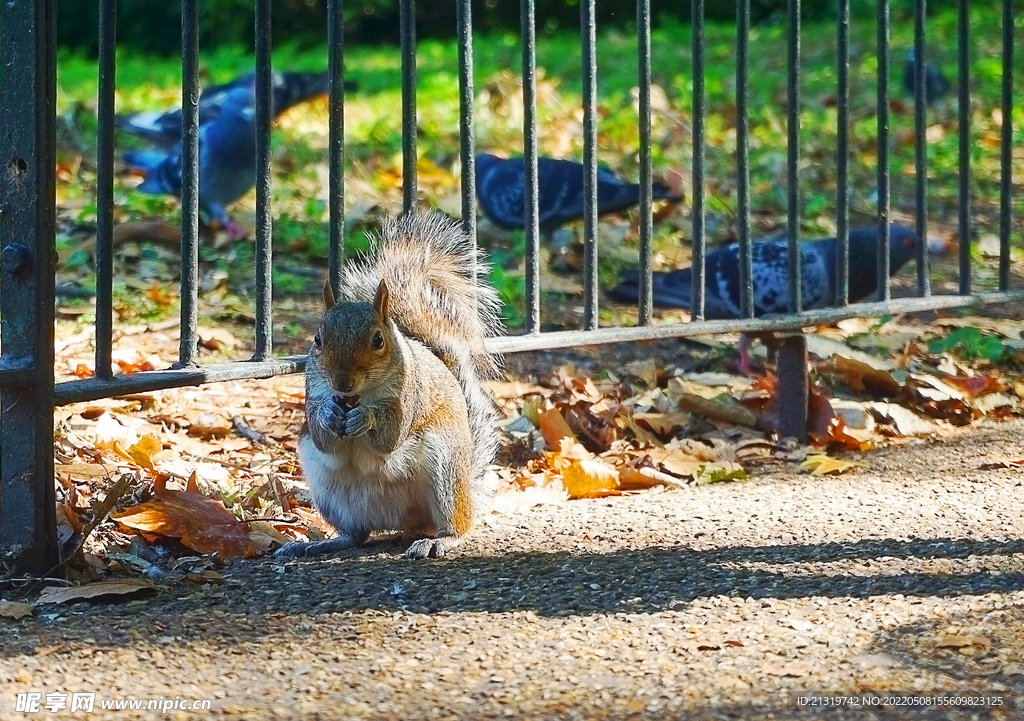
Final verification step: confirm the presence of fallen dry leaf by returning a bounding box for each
[37,579,157,605]
[799,453,865,476]
[556,456,620,498]
[537,407,578,448]
[111,473,260,558]
[0,600,35,619]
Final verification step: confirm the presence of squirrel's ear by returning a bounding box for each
[322,280,336,310]
[373,279,390,318]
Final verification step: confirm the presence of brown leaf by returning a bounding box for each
[538,407,578,448]
[37,579,158,605]
[942,374,1005,399]
[0,600,35,619]
[829,355,902,395]
[112,475,259,558]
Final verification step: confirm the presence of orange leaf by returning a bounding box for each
[538,407,578,448]
[554,455,620,498]
[112,477,257,559]
[942,374,1005,399]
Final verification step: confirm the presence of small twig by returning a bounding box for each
[232,415,274,446]
[70,473,134,559]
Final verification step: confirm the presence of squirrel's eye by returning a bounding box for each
[371,331,385,351]
[313,332,322,350]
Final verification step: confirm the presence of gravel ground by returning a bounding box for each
[3,418,1024,720]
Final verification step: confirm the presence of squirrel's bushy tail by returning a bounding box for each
[339,211,503,498]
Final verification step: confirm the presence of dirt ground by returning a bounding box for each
[3,407,1024,719]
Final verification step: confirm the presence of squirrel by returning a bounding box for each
[276,211,503,559]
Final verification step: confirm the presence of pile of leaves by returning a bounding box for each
[3,309,1012,605]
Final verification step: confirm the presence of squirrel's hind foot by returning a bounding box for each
[274,533,367,559]
[405,536,463,559]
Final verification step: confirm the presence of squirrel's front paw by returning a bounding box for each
[325,394,361,438]
[342,404,370,437]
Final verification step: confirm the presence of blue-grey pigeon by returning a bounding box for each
[117,70,351,148]
[901,49,951,107]
[475,153,681,236]
[123,87,256,239]
[609,224,920,373]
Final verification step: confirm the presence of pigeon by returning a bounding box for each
[608,224,920,373]
[475,153,681,236]
[117,69,352,148]
[123,87,256,239]
[901,49,951,107]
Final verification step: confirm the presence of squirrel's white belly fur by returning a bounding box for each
[298,430,441,534]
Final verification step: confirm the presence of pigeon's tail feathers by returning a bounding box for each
[116,112,177,143]
[609,269,694,309]
[651,182,683,203]
[123,150,167,173]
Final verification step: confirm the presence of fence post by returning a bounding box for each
[0,0,59,575]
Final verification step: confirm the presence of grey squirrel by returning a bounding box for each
[276,212,502,559]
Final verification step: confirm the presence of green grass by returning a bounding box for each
[54,9,1023,327]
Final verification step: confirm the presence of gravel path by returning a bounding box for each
[4,419,1024,720]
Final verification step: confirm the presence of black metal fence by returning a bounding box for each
[0,0,1019,574]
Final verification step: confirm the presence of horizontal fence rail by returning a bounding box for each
[0,0,1019,573]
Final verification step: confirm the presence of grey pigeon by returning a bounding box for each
[475,153,681,236]
[117,70,351,148]
[901,49,951,107]
[609,225,920,373]
[123,87,256,239]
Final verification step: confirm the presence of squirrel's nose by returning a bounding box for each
[333,375,355,393]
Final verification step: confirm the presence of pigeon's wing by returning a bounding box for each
[195,102,257,219]
[536,159,584,230]
[477,159,526,230]
[797,239,837,310]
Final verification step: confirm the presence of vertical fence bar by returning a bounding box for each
[178,0,200,368]
[778,0,808,442]
[95,0,116,378]
[691,0,706,320]
[456,0,475,243]
[913,0,930,297]
[327,0,345,294]
[876,0,891,301]
[786,0,801,313]
[636,0,653,325]
[0,0,59,574]
[957,0,970,294]
[522,0,541,334]
[998,0,1012,291]
[581,0,599,330]
[835,0,850,306]
[777,335,808,442]
[401,0,417,215]
[736,0,753,318]
[252,0,273,361]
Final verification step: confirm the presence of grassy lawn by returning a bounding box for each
[53,8,1022,331]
